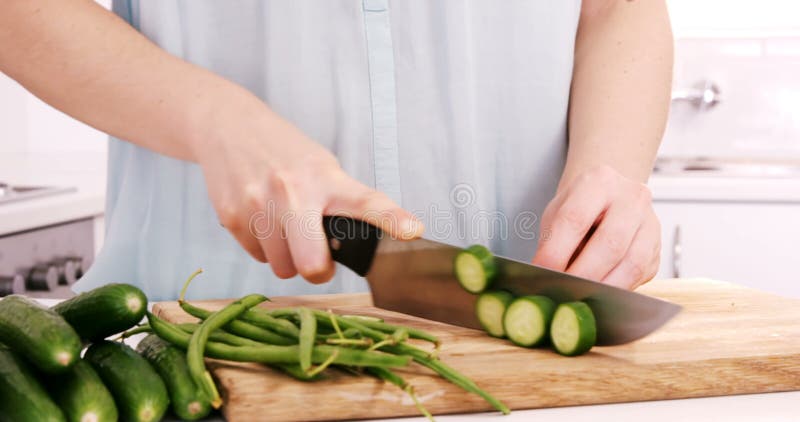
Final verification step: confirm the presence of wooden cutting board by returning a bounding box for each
[153,278,800,421]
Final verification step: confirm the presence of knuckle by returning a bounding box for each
[628,260,648,283]
[218,205,241,231]
[597,228,627,257]
[244,184,266,210]
[557,206,592,232]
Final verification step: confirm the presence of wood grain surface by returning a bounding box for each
[153,278,800,421]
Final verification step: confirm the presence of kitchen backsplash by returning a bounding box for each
[660,36,800,160]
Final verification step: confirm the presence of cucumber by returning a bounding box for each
[475,290,514,338]
[0,295,81,373]
[47,359,118,422]
[503,295,556,347]
[454,244,496,294]
[53,283,147,341]
[0,344,65,422]
[550,301,597,356]
[85,341,169,422]
[136,334,211,420]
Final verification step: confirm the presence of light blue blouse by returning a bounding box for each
[75,0,581,300]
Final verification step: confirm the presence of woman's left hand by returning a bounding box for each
[531,165,661,289]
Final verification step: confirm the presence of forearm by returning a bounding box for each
[561,0,673,188]
[0,0,266,161]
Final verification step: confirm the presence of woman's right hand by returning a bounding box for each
[191,90,422,284]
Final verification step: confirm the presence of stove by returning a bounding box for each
[0,182,92,299]
[0,182,77,205]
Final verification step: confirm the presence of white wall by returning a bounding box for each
[0,0,110,157]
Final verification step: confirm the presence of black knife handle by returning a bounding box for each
[323,216,382,277]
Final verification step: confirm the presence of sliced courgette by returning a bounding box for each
[47,359,118,422]
[54,283,147,341]
[503,295,556,347]
[454,244,496,294]
[475,290,515,338]
[0,295,81,373]
[550,301,597,356]
[0,344,65,422]
[137,334,211,421]
[85,341,169,422]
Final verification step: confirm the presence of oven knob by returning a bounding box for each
[52,258,79,285]
[64,256,85,280]
[0,274,24,297]
[27,264,58,291]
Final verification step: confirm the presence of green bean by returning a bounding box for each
[147,312,410,368]
[178,323,324,381]
[297,308,315,372]
[237,309,301,339]
[292,309,510,415]
[180,301,295,345]
[187,294,268,409]
[343,318,439,345]
[319,328,361,340]
[366,367,433,421]
[177,323,263,347]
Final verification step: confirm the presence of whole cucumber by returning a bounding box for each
[85,341,169,422]
[0,295,81,373]
[137,334,212,420]
[47,359,118,422]
[54,283,147,341]
[0,344,65,422]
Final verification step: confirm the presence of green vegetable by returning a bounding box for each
[550,301,597,356]
[185,293,268,409]
[454,244,497,294]
[47,359,118,422]
[147,311,410,368]
[0,344,65,422]
[475,290,515,338]
[84,341,169,422]
[179,301,295,345]
[298,307,316,372]
[503,295,556,347]
[0,295,81,373]
[53,283,147,341]
[137,334,211,420]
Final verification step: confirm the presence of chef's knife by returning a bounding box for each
[323,216,681,345]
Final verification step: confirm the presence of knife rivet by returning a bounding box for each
[329,238,342,251]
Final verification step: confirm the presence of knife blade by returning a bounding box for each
[323,216,681,345]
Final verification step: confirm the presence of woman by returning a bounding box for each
[0,0,672,300]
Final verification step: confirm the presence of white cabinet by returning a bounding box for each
[653,201,800,298]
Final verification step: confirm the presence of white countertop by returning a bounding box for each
[0,151,107,235]
[648,173,800,203]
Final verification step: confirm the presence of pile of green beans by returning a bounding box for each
[135,270,509,419]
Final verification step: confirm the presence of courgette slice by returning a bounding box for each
[85,341,169,422]
[454,244,496,294]
[54,283,147,341]
[0,295,81,373]
[503,295,556,347]
[550,301,597,356]
[47,359,118,422]
[0,344,65,422]
[475,290,515,338]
